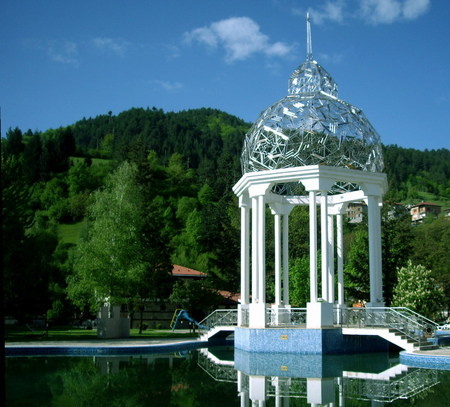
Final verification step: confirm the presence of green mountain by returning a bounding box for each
[2,107,449,322]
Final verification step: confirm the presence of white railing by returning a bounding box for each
[198,309,238,332]
[231,368,439,404]
[198,306,437,343]
[343,368,439,403]
[337,307,438,343]
[267,307,307,327]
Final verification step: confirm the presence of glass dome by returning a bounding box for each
[241,16,384,195]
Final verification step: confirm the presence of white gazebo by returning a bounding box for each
[233,14,387,333]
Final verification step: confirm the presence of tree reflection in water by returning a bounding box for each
[5,348,450,406]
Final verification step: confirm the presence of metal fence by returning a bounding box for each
[336,307,438,342]
[199,306,437,344]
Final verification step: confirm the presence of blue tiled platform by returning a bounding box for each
[234,348,391,378]
[234,327,388,354]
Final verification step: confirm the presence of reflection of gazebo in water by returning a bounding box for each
[232,15,387,351]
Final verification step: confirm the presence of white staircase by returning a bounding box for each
[198,309,238,342]
[199,325,236,341]
[340,307,439,351]
[343,363,409,380]
[342,327,436,352]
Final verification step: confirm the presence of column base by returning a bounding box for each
[335,303,346,325]
[270,304,291,325]
[307,301,333,328]
[307,378,335,405]
[249,302,266,328]
[238,303,249,326]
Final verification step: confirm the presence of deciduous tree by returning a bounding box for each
[68,162,148,311]
[392,260,445,320]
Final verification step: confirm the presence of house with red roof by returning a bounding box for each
[129,265,239,329]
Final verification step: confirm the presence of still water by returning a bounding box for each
[5,347,450,406]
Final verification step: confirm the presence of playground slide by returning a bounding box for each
[171,309,207,330]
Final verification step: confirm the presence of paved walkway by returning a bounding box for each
[410,347,450,357]
[5,337,199,348]
[4,331,206,356]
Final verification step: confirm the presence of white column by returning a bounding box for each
[336,213,344,306]
[374,199,383,305]
[367,195,383,306]
[252,197,259,303]
[375,200,383,304]
[257,195,266,304]
[282,214,289,305]
[320,191,329,302]
[241,205,250,304]
[274,213,282,306]
[327,214,335,304]
[309,191,318,303]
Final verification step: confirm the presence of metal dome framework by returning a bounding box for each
[241,16,384,195]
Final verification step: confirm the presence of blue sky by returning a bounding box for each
[1,0,449,150]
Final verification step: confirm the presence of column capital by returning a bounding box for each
[328,202,347,215]
[238,194,251,208]
[269,201,295,216]
[248,183,272,198]
[302,177,335,193]
[360,182,384,197]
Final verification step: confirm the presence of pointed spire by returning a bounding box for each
[306,12,313,61]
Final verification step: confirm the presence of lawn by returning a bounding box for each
[4,325,198,342]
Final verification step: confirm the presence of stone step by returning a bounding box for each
[417,345,439,351]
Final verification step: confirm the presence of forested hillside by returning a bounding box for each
[2,107,449,324]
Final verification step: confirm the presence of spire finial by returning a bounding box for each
[306,12,313,61]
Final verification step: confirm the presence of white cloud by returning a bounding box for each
[304,0,430,25]
[308,0,346,24]
[46,40,79,66]
[153,80,183,91]
[402,0,430,20]
[359,0,430,24]
[184,16,294,63]
[164,44,182,60]
[91,37,130,56]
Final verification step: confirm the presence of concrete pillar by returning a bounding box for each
[269,201,293,325]
[249,376,267,403]
[336,213,344,306]
[307,378,335,405]
[238,371,250,407]
[252,196,259,303]
[309,190,318,303]
[241,204,250,304]
[239,198,251,327]
[367,195,383,306]
[274,213,282,306]
[327,214,335,304]
[320,191,329,302]
[282,213,289,305]
[257,195,266,304]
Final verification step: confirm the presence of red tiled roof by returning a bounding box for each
[411,202,441,207]
[217,290,241,303]
[172,264,207,278]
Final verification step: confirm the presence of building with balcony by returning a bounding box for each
[410,201,441,224]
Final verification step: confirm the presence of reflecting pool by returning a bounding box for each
[6,347,450,406]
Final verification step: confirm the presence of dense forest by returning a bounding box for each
[2,107,450,324]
